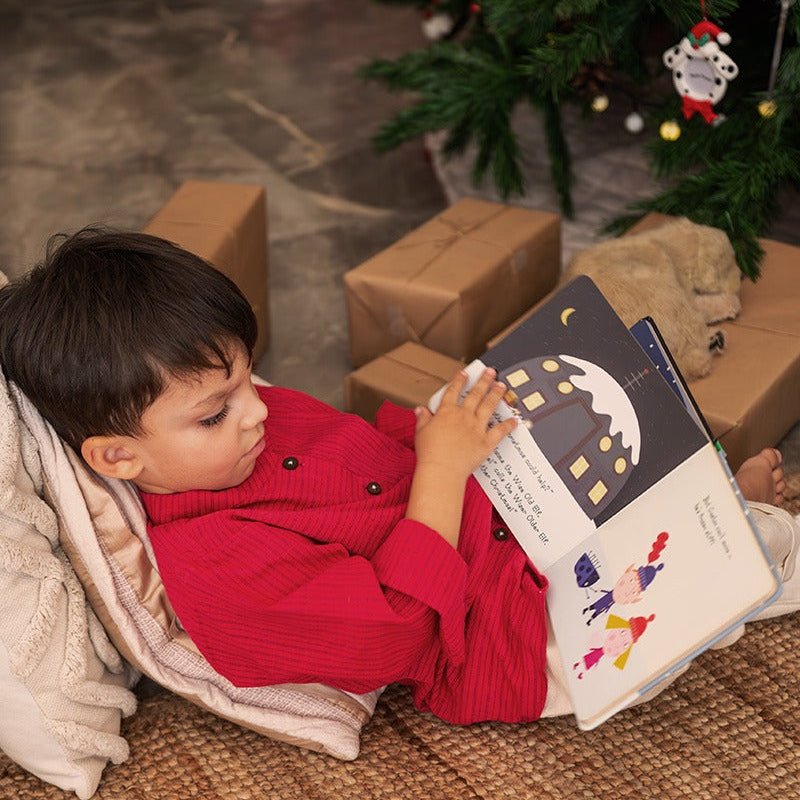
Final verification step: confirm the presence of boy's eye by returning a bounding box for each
[199,404,230,427]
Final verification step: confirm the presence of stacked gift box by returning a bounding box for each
[345,342,463,422]
[144,180,270,361]
[344,197,561,367]
[343,197,561,416]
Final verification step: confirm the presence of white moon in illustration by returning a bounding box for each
[560,307,576,326]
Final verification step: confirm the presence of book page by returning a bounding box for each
[545,444,779,729]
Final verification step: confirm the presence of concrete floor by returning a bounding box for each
[2,0,799,464]
[1,0,447,408]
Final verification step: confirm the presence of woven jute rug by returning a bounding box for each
[3,479,799,800]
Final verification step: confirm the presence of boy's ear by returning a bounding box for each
[81,435,143,480]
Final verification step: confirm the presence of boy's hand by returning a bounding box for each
[414,367,517,481]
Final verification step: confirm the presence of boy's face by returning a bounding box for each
[128,347,268,494]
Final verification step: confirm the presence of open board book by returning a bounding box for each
[429,276,781,730]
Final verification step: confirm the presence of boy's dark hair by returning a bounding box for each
[0,227,257,452]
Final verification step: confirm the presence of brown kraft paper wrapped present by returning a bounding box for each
[144,181,270,360]
[682,238,800,471]
[489,214,800,472]
[344,198,560,367]
[344,342,463,421]
[629,214,800,471]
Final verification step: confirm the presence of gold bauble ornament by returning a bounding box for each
[591,94,609,112]
[659,119,681,141]
[758,99,777,118]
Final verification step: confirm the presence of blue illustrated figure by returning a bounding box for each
[580,532,668,625]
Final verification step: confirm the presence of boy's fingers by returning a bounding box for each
[475,381,506,423]
[462,367,496,410]
[488,416,517,447]
[414,406,432,431]
[441,369,468,405]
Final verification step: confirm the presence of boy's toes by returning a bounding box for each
[761,447,782,469]
[764,449,786,505]
[736,448,786,505]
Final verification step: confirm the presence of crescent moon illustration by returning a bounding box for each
[560,307,576,326]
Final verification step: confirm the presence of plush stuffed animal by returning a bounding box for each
[564,217,742,380]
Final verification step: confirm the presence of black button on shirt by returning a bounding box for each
[282,456,299,470]
[493,527,510,541]
[366,481,382,495]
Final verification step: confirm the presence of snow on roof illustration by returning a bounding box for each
[560,355,641,465]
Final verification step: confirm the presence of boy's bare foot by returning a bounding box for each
[734,448,786,506]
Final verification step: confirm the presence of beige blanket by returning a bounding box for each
[0,368,136,797]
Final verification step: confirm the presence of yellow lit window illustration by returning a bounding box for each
[542,359,559,373]
[557,381,573,394]
[523,391,545,411]
[588,480,608,505]
[599,436,612,452]
[507,369,530,387]
[570,455,589,479]
[614,458,627,475]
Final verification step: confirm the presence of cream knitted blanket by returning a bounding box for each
[0,354,136,771]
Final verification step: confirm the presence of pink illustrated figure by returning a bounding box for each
[573,613,655,679]
[581,532,668,624]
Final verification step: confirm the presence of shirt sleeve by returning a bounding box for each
[150,514,468,694]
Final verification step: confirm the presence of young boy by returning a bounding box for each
[0,228,796,724]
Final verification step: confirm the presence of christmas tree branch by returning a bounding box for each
[364,0,799,277]
[541,96,574,217]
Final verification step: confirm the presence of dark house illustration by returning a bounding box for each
[498,354,641,519]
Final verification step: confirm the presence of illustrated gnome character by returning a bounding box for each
[663,20,739,124]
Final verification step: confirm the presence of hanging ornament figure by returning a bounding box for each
[663,20,738,125]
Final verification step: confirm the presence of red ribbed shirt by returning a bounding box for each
[141,386,549,724]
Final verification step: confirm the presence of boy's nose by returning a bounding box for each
[243,390,269,429]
